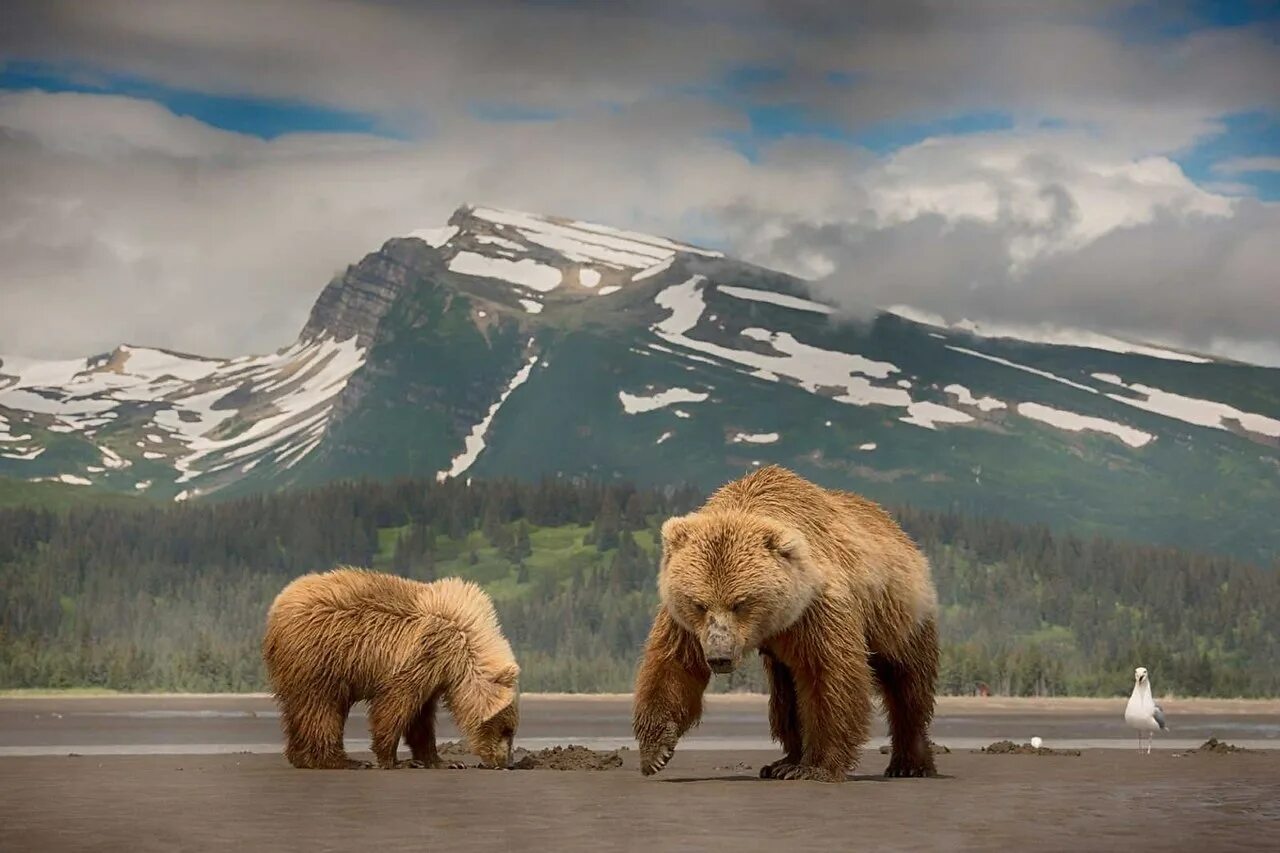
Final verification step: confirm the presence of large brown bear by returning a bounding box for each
[633,465,939,783]
[263,568,519,770]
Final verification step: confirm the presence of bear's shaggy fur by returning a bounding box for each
[263,568,519,770]
[633,465,939,783]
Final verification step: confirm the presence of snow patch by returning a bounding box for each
[859,442,877,451]
[944,384,1007,412]
[437,354,540,482]
[653,278,983,428]
[448,252,562,292]
[656,431,674,445]
[1094,374,1280,438]
[474,234,524,252]
[618,387,709,414]
[900,402,975,430]
[597,285,621,296]
[1017,402,1153,448]
[633,256,674,282]
[579,269,602,288]
[518,299,544,314]
[946,346,1097,394]
[731,432,779,444]
[718,285,834,315]
[2,446,45,460]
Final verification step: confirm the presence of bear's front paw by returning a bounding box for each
[767,764,845,783]
[883,756,937,778]
[639,720,679,776]
[393,759,428,769]
[758,757,799,779]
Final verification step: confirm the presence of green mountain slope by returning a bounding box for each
[2,206,1277,560]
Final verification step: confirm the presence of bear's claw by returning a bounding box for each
[883,760,937,778]
[759,759,796,779]
[639,720,679,776]
[763,763,844,782]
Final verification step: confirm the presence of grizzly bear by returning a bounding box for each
[262,568,519,770]
[633,465,939,783]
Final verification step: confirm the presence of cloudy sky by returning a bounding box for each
[2,0,1278,363]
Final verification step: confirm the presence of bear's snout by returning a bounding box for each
[702,614,739,674]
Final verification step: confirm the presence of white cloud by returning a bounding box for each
[0,1,1277,364]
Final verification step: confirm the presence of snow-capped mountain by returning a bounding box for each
[3,205,1279,560]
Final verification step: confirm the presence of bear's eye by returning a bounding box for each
[691,601,707,615]
[730,600,747,614]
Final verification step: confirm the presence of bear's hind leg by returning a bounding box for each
[872,618,939,778]
[281,695,362,769]
[759,651,804,779]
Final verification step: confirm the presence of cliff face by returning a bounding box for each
[300,238,444,347]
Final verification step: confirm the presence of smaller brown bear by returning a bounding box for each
[263,568,519,770]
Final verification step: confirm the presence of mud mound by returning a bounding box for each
[1189,738,1257,754]
[879,740,951,755]
[435,740,472,759]
[978,740,1080,756]
[511,745,624,771]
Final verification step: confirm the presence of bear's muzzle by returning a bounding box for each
[702,614,740,674]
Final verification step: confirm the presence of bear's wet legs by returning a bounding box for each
[770,649,872,783]
[872,619,939,778]
[633,608,711,776]
[281,696,357,769]
[402,695,465,769]
[759,652,804,779]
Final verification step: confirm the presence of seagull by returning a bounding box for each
[1124,666,1169,754]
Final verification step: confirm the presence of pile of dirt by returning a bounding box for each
[978,740,1080,756]
[879,740,951,755]
[510,745,624,771]
[435,741,472,759]
[1188,738,1257,755]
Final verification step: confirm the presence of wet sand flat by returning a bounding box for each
[1,749,1277,853]
[2,695,1278,851]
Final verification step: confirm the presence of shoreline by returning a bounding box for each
[3,690,1279,713]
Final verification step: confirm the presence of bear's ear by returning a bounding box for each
[493,663,520,689]
[661,515,693,551]
[764,526,806,562]
[472,676,517,722]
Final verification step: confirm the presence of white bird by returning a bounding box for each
[1124,666,1169,754]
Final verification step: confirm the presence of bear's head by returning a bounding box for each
[456,662,520,768]
[659,509,822,674]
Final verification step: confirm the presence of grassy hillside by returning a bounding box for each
[0,476,148,512]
